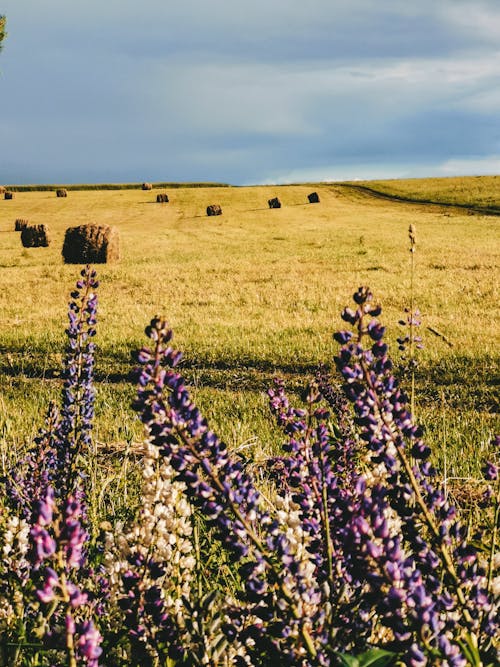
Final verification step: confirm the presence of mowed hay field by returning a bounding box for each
[0,181,498,515]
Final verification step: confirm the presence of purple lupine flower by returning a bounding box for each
[58,266,99,492]
[483,461,498,481]
[332,286,499,664]
[132,317,324,664]
[28,483,103,664]
[8,266,99,518]
[5,268,106,666]
[119,555,185,664]
[267,374,379,655]
[75,619,103,666]
[36,567,59,603]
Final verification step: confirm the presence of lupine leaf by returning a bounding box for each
[335,648,397,667]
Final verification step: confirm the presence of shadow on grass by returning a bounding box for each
[0,351,498,411]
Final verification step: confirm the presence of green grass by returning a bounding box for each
[0,178,498,520]
[340,174,500,212]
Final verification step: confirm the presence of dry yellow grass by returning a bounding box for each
[0,183,497,358]
[0,181,498,471]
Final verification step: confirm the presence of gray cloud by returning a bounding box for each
[1,0,500,184]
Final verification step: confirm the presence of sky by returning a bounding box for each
[1,0,500,185]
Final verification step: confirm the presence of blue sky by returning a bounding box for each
[1,1,500,185]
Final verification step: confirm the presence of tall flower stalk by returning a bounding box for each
[335,286,498,665]
[110,440,195,664]
[132,317,323,664]
[3,266,103,666]
[397,223,422,420]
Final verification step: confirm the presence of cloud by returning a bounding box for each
[1,1,500,184]
[437,154,500,175]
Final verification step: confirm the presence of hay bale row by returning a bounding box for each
[15,218,28,231]
[15,222,119,262]
[56,188,68,198]
[207,204,222,216]
[21,225,50,248]
[156,193,169,203]
[4,191,14,200]
[62,225,119,264]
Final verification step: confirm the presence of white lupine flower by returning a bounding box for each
[2,516,29,559]
[104,439,195,621]
[273,494,321,620]
[0,515,30,630]
[0,599,14,623]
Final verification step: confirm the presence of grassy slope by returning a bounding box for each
[340,175,500,211]
[0,179,498,518]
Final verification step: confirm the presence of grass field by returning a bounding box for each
[341,174,500,212]
[0,179,498,521]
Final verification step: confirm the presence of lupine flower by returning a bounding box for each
[333,286,499,664]
[1,268,497,666]
[128,300,499,665]
[28,488,103,663]
[132,317,324,664]
[1,267,105,666]
[108,439,196,662]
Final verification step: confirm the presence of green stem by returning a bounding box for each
[193,512,203,601]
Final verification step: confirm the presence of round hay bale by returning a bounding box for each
[268,197,281,209]
[307,192,320,204]
[156,193,169,203]
[62,224,120,264]
[142,182,153,191]
[15,218,29,231]
[56,188,68,198]
[21,224,50,248]
[206,204,222,216]
[4,191,14,200]
[0,186,5,194]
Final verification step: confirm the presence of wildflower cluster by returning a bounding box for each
[334,287,499,665]
[0,269,498,666]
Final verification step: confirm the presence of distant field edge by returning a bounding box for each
[1,182,232,192]
[335,182,500,216]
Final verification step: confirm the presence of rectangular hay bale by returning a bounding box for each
[62,224,120,264]
[21,224,50,247]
